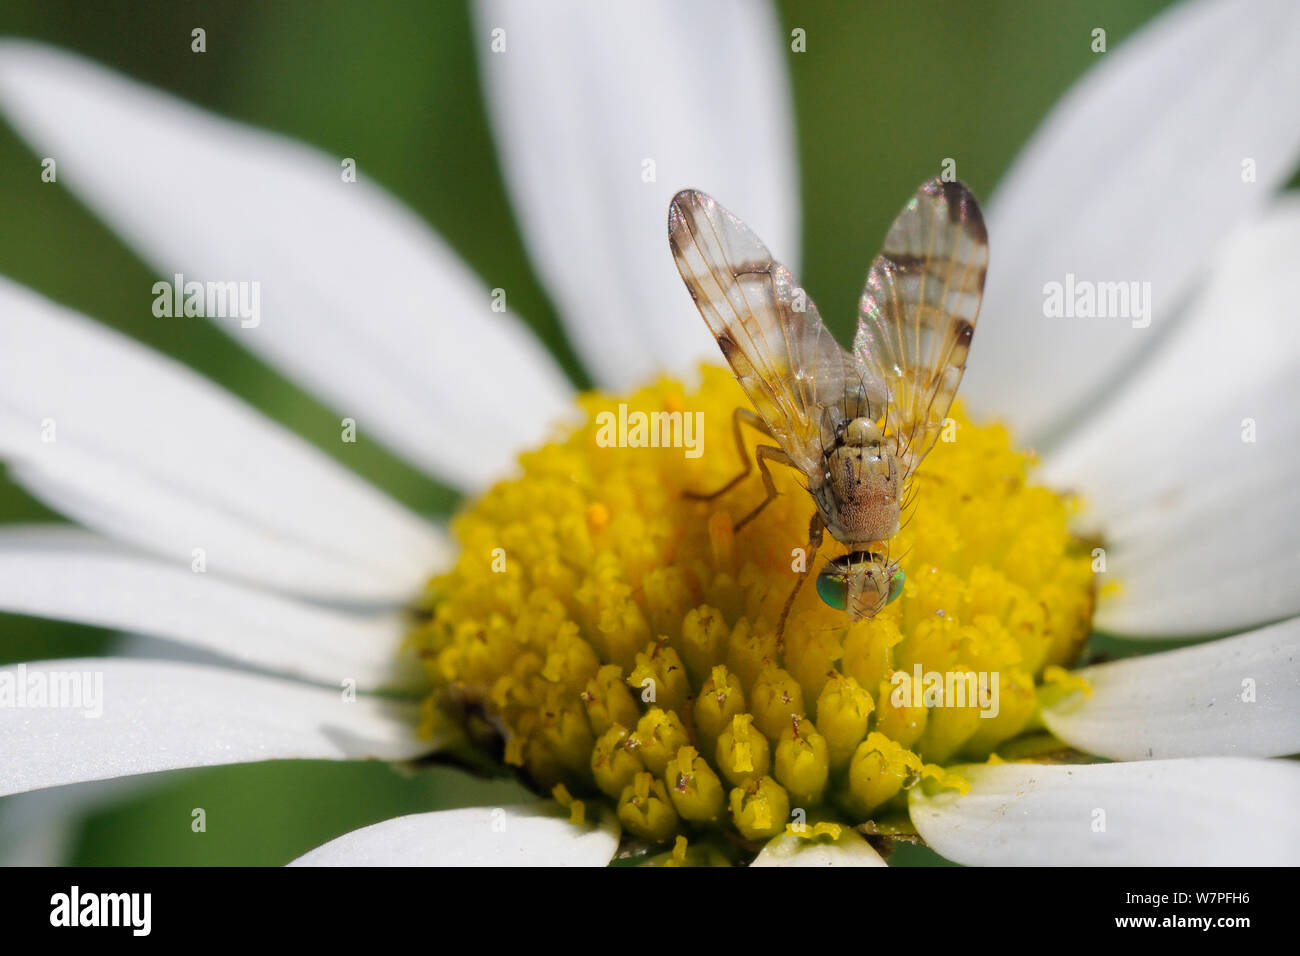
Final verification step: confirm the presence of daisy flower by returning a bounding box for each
[1,0,1299,867]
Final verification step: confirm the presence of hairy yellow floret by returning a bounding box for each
[412,367,1095,858]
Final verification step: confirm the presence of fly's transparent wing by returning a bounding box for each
[668,189,859,474]
[855,178,988,478]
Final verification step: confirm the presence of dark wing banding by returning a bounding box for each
[668,188,857,474]
[854,178,988,478]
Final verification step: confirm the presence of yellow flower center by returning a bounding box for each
[411,367,1096,859]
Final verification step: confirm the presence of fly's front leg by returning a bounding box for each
[684,407,771,501]
[776,511,824,645]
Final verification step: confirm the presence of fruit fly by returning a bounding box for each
[668,178,988,636]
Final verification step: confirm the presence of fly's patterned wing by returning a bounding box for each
[855,178,988,479]
[668,189,857,475]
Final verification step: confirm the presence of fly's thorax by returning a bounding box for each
[812,417,901,544]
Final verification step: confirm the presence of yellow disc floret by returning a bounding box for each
[411,367,1095,854]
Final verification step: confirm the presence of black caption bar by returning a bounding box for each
[0,866,1282,943]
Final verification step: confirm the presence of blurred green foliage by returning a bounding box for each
[0,0,1174,865]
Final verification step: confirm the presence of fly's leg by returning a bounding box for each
[733,444,795,532]
[684,407,772,502]
[776,511,824,646]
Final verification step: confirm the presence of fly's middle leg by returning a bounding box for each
[683,407,772,502]
[733,444,795,532]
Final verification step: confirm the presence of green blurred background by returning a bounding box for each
[0,0,1178,864]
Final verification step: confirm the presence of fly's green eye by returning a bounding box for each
[816,569,848,611]
[886,567,906,604]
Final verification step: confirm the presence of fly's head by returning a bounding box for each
[814,550,905,619]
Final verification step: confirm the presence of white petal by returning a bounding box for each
[288,805,619,866]
[475,0,798,387]
[962,0,1300,441]
[0,526,421,691]
[0,40,573,490]
[751,827,887,867]
[0,818,75,866]
[0,278,446,603]
[0,658,434,797]
[0,777,147,865]
[1042,198,1300,635]
[1042,619,1300,761]
[910,758,1300,865]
